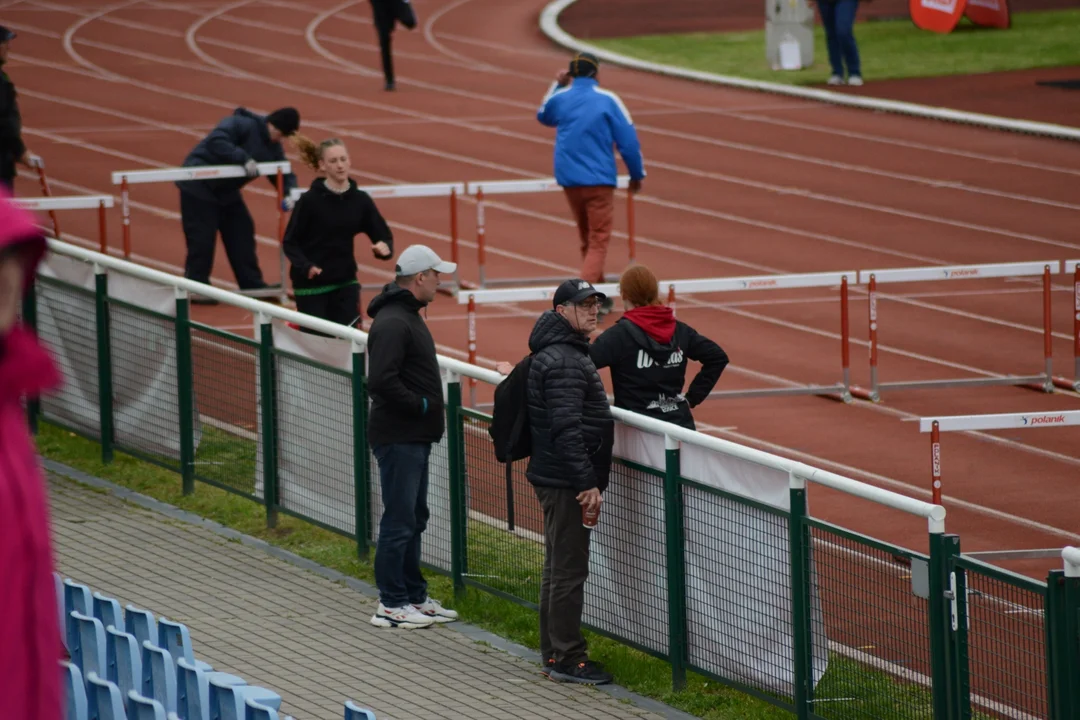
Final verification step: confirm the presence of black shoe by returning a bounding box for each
[385,81,396,91]
[189,295,218,306]
[540,657,555,677]
[548,659,612,685]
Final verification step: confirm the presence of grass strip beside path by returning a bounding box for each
[589,10,1080,86]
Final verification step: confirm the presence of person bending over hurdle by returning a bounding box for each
[176,106,302,303]
[283,138,394,334]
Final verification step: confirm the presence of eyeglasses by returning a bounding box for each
[574,299,600,311]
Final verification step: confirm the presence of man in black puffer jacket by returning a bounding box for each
[525,278,615,686]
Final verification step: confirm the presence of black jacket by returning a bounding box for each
[365,283,445,447]
[282,178,394,291]
[590,313,728,431]
[0,66,26,183]
[525,310,615,494]
[175,108,298,205]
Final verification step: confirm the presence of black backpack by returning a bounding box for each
[488,354,533,463]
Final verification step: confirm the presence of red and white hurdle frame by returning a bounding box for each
[11,194,113,253]
[26,155,61,240]
[458,270,856,407]
[851,260,1062,403]
[291,180,468,294]
[466,175,635,288]
[920,409,1080,505]
[1056,259,1080,392]
[112,162,291,301]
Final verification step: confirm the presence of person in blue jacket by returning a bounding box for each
[537,52,645,314]
[176,107,301,303]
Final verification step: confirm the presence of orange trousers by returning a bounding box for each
[563,185,614,285]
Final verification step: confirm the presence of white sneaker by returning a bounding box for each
[370,603,435,629]
[412,596,458,623]
[827,74,845,86]
[847,75,864,86]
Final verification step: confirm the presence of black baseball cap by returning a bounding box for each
[552,278,606,309]
[0,26,16,43]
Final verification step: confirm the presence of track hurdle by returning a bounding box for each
[26,155,61,239]
[465,175,635,288]
[852,260,1061,402]
[919,409,1080,507]
[290,180,468,293]
[1054,260,1080,392]
[11,194,113,253]
[111,162,291,301]
[459,269,856,407]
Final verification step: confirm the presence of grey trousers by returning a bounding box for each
[534,486,593,666]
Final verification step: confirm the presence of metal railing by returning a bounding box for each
[24,238,1080,720]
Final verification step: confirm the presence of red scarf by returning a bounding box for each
[624,305,675,344]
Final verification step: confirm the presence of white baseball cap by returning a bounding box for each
[395,244,457,276]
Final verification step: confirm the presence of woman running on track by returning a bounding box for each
[283,138,394,333]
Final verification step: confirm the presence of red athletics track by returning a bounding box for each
[6,0,1080,579]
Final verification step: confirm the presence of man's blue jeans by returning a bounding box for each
[373,442,431,608]
[818,0,861,79]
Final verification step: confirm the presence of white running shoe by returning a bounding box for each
[847,75,864,86]
[827,75,845,86]
[412,596,458,623]
[370,603,435,629]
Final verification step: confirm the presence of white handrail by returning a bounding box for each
[1063,546,1080,577]
[43,239,945,526]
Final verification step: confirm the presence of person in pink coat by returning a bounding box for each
[0,186,63,720]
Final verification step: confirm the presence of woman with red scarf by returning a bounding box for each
[588,264,728,431]
[0,188,64,720]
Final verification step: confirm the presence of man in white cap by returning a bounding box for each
[365,244,459,629]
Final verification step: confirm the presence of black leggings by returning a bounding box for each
[293,284,361,337]
[371,2,396,85]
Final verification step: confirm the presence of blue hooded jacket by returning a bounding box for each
[537,77,646,189]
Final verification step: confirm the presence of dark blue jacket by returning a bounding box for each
[175,108,297,205]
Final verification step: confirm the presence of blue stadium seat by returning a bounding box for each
[70,611,108,682]
[176,657,248,720]
[93,592,125,636]
[208,675,282,720]
[244,698,293,720]
[158,618,214,673]
[126,605,158,649]
[86,671,127,720]
[55,573,66,649]
[141,640,178,714]
[64,580,93,648]
[344,701,377,720]
[106,626,142,701]
[62,660,88,720]
[128,690,168,720]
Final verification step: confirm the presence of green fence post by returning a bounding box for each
[928,532,961,720]
[1045,569,1068,719]
[663,434,688,690]
[257,315,278,529]
[951,558,971,719]
[22,277,40,434]
[446,373,466,597]
[352,341,370,559]
[788,471,813,719]
[94,266,114,464]
[175,289,196,496]
[1056,552,1080,719]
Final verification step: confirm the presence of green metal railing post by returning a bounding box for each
[1045,570,1069,719]
[929,532,961,720]
[446,374,466,596]
[1055,555,1080,718]
[788,471,813,719]
[257,315,278,528]
[175,289,196,496]
[663,434,688,690]
[94,266,114,464]
[951,560,971,719]
[22,277,40,434]
[351,341,370,559]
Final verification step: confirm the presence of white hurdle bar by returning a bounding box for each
[111,162,291,301]
[291,181,468,293]
[465,175,635,289]
[458,270,856,407]
[853,260,1062,402]
[919,409,1080,505]
[11,194,114,253]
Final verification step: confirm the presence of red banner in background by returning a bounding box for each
[910,0,967,32]
[964,0,1011,28]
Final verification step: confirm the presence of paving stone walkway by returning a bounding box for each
[46,465,690,720]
